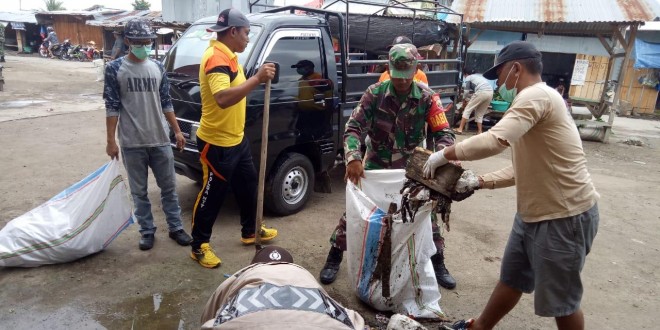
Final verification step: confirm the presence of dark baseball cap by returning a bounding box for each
[124,18,156,40]
[483,41,542,80]
[251,246,294,264]
[207,8,250,32]
[291,60,314,69]
[387,36,412,49]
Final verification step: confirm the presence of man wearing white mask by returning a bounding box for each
[426,41,599,330]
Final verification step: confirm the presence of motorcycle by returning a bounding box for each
[58,39,73,60]
[82,46,102,61]
[67,44,86,61]
[39,44,68,59]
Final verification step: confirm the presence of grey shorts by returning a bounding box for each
[500,204,599,317]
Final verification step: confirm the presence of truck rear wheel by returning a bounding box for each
[265,153,314,216]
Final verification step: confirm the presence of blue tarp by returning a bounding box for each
[634,39,660,69]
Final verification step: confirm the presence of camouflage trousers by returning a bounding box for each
[0,41,4,56]
[329,212,445,253]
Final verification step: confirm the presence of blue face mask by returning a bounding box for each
[130,44,151,60]
[498,65,519,103]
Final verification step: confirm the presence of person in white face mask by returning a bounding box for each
[104,18,192,251]
[423,41,600,330]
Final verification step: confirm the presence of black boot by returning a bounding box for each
[319,246,343,284]
[0,56,4,62]
[431,252,456,289]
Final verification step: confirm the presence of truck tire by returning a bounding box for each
[265,153,315,216]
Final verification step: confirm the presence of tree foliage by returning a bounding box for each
[43,0,66,11]
[131,0,151,10]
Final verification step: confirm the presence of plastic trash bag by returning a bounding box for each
[0,160,133,267]
[346,169,445,319]
[93,59,104,82]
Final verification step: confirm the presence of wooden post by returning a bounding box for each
[595,34,615,115]
[16,30,25,53]
[611,24,638,126]
[255,79,271,251]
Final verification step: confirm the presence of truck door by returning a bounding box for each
[245,28,333,169]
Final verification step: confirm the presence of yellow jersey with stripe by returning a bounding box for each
[197,40,246,147]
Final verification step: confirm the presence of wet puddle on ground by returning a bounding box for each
[95,291,187,329]
[0,100,48,109]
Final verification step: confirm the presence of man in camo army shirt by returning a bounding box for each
[319,43,458,289]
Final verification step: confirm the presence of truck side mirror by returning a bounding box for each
[264,61,280,84]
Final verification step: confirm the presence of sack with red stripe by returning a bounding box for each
[0,160,133,267]
[345,169,445,319]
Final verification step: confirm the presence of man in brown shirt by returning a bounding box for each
[425,41,599,330]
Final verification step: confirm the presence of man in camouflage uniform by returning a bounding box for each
[0,23,5,62]
[319,44,458,289]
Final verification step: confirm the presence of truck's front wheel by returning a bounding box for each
[265,153,315,216]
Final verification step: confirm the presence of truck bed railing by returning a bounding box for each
[254,1,464,124]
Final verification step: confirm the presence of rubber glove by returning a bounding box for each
[455,170,480,193]
[423,148,448,179]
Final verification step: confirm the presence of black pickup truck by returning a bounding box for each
[163,5,462,216]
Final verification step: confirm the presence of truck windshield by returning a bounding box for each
[163,24,261,77]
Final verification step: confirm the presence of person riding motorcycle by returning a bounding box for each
[43,27,59,58]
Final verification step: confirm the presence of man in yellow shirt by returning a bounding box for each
[378,36,429,84]
[428,42,599,330]
[190,8,278,269]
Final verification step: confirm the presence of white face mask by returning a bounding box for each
[498,65,519,103]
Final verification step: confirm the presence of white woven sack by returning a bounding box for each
[0,160,133,267]
[346,169,444,319]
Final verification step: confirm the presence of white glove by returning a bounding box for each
[423,148,448,179]
[455,170,481,193]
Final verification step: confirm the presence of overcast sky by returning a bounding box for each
[0,0,162,11]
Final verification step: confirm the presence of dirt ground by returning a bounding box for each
[1,54,659,330]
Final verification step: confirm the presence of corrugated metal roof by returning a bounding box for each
[86,10,163,28]
[35,9,125,18]
[448,0,660,24]
[468,21,640,36]
[0,11,38,24]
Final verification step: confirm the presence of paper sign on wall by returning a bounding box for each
[571,59,589,86]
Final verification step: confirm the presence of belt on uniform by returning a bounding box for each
[214,283,355,328]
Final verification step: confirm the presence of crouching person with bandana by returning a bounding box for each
[200,246,366,329]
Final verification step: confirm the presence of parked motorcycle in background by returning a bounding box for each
[58,39,73,60]
[83,41,102,61]
[66,44,86,61]
[39,39,103,61]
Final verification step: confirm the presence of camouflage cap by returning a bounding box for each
[124,18,156,40]
[389,43,418,79]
